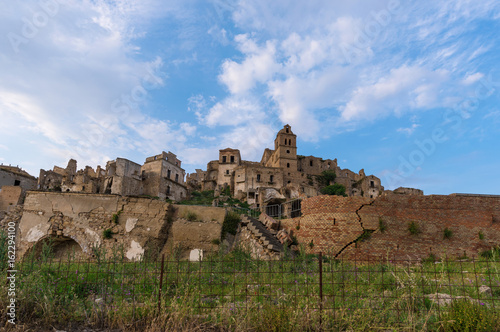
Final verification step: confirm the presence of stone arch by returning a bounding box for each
[24,235,86,260]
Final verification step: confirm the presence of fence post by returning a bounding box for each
[319,251,323,329]
[158,253,165,315]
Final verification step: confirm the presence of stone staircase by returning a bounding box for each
[240,215,284,253]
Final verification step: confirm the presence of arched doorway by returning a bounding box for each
[25,236,85,261]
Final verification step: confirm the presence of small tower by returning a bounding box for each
[273,125,298,182]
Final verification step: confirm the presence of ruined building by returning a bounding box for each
[187,125,384,208]
[37,152,187,201]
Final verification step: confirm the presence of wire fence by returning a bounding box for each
[7,251,500,329]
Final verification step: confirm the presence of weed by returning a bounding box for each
[185,211,198,222]
[211,239,221,245]
[479,231,485,240]
[408,221,421,235]
[378,217,387,233]
[103,229,113,239]
[308,240,314,248]
[296,224,300,231]
[443,227,453,239]
[439,299,498,331]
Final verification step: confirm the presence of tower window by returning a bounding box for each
[286,127,289,133]
[175,174,179,182]
[257,174,261,182]
[310,160,313,167]
[230,156,235,163]
[226,170,229,175]
[14,180,21,186]
[270,175,274,183]
[222,156,227,163]
[167,186,171,194]
[287,163,290,168]
[167,169,171,179]
[287,150,290,154]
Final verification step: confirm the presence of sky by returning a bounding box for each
[1,0,499,195]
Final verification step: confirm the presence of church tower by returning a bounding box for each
[272,124,298,183]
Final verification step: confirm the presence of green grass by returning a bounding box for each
[3,244,500,331]
[408,221,421,235]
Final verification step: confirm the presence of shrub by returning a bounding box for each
[356,230,373,242]
[112,210,122,224]
[443,227,453,239]
[320,184,346,196]
[222,211,240,239]
[378,217,387,233]
[408,221,421,235]
[479,231,485,240]
[103,229,113,239]
[440,299,497,331]
[316,170,336,187]
[185,211,198,221]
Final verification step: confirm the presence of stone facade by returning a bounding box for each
[142,151,187,202]
[37,151,188,202]
[189,125,385,208]
[0,186,23,211]
[0,164,37,193]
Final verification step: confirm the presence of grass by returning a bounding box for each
[443,227,453,239]
[185,211,198,222]
[3,238,500,331]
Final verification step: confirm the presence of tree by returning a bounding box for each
[320,184,347,196]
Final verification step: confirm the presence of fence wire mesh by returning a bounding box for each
[5,251,500,330]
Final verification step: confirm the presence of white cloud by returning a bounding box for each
[202,96,267,127]
[397,124,420,136]
[219,34,281,94]
[339,65,452,121]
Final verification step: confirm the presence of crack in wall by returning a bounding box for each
[334,199,377,258]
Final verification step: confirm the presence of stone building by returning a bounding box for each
[37,151,188,202]
[0,164,37,192]
[141,151,187,201]
[103,158,142,196]
[189,125,385,208]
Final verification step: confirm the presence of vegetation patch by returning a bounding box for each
[443,227,453,239]
[185,211,198,222]
[320,184,347,196]
[408,221,421,235]
[378,217,387,233]
[221,211,241,240]
[103,228,113,239]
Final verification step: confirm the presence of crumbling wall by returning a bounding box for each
[17,192,174,260]
[282,194,500,261]
[0,186,23,211]
[161,205,226,258]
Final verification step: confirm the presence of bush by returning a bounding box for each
[479,231,485,240]
[316,170,336,187]
[320,184,346,196]
[222,211,241,239]
[185,211,198,221]
[408,221,421,235]
[443,227,453,239]
[378,217,387,233]
[103,229,113,239]
[439,299,498,331]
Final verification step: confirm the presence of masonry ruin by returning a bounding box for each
[187,125,384,209]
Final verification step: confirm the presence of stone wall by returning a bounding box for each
[161,205,226,258]
[281,194,500,260]
[17,192,173,260]
[0,186,23,211]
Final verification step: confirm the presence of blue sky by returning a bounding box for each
[1,0,499,195]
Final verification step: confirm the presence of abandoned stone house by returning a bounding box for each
[0,164,38,211]
[186,125,384,209]
[37,151,187,201]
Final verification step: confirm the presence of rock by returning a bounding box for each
[479,285,492,296]
[189,249,203,262]
[425,293,471,306]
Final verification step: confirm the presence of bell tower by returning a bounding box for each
[273,125,298,181]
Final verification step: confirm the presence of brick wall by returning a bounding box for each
[283,194,500,260]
